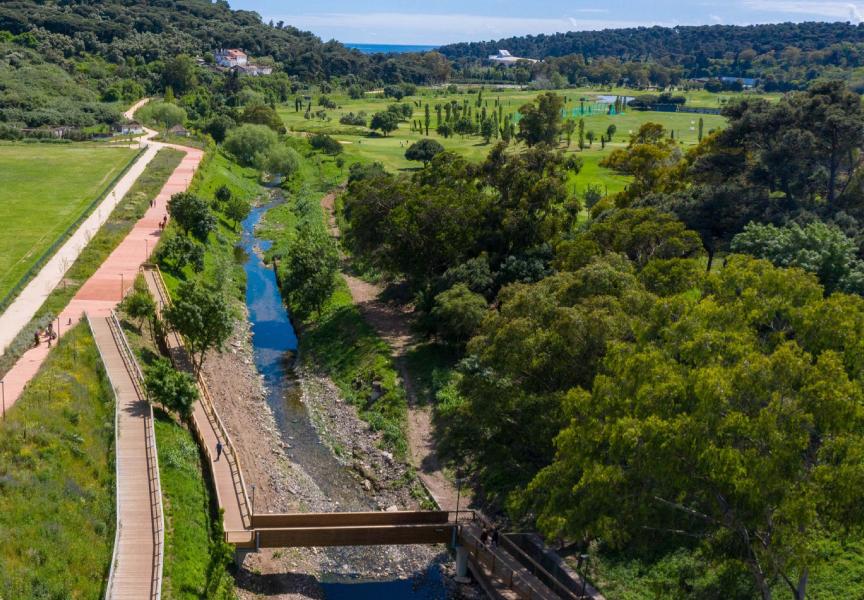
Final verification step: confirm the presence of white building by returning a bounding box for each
[488,49,538,66]
[216,48,248,68]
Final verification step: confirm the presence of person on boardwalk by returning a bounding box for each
[480,528,489,548]
[491,527,500,548]
[216,440,223,461]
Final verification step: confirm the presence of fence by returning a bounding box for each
[0,146,146,315]
[143,264,253,530]
[632,103,722,115]
[106,310,164,600]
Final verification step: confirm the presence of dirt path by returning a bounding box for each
[320,190,471,513]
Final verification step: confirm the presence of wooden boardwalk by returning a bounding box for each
[90,312,164,600]
[141,266,252,541]
[0,116,203,599]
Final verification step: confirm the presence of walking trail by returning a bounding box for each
[90,312,164,600]
[319,190,471,512]
[0,101,203,599]
[0,102,203,413]
[0,98,157,355]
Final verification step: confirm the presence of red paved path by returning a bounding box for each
[1,142,202,411]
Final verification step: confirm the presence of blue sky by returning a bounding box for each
[231,1,864,45]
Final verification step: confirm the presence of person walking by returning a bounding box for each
[480,527,489,548]
[34,330,40,347]
[216,440,223,461]
[491,527,500,548]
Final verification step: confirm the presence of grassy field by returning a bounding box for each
[0,148,184,381]
[277,86,729,196]
[0,323,115,599]
[0,143,138,302]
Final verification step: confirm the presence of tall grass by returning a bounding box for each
[0,323,115,599]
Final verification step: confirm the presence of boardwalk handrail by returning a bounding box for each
[106,310,164,600]
[142,264,253,530]
[460,524,557,600]
[87,313,122,600]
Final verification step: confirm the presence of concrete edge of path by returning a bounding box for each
[0,102,204,412]
[0,99,157,356]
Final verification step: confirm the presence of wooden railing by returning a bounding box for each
[142,264,253,530]
[459,521,559,600]
[106,310,164,600]
[88,313,123,600]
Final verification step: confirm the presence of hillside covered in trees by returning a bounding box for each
[0,0,450,128]
[440,22,864,90]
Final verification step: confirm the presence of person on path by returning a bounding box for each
[480,528,489,548]
[491,527,500,548]
[216,440,223,461]
[34,330,40,347]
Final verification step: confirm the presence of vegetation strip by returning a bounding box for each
[0,323,115,599]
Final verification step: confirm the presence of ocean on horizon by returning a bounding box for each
[345,43,437,54]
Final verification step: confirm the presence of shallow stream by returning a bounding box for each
[239,197,448,598]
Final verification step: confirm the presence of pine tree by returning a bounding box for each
[424,104,431,136]
[698,117,704,142]
[578,118,585,150]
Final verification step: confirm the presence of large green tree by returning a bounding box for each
[516,91,564,147]
[369,111,399,136]
[439,254,652,499]
[278,226,339,318]
[223,124,278,167]
[731,220,864,294]
[167,192,215,242]
[405,138,444,165]
[522,256,864,600]
[164,281,233,374]
[144,358,199,420]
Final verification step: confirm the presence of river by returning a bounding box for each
[239,197,449,598]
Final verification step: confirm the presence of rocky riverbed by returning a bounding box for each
[202,312,454,599]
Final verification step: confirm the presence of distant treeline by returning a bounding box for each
[0,0,451,84]
[440,22,864,91]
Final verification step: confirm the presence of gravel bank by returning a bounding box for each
[202,310,452,599]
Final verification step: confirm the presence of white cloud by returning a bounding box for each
[276,12,669,44]
[742,1,864,23]
[709,14,724,22]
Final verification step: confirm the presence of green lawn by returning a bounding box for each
[277,86,727,194]
[0,323,115,599]
[0,148,183,381]
[0,143,138,302]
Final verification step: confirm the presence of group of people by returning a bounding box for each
[33,322,57,347]
[479,525,500,548]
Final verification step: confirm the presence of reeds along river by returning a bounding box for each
[238,195,448,598]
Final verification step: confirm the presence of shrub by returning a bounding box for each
[309,133,343,155]
[339,112,367,126]
[431,284,488,346]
